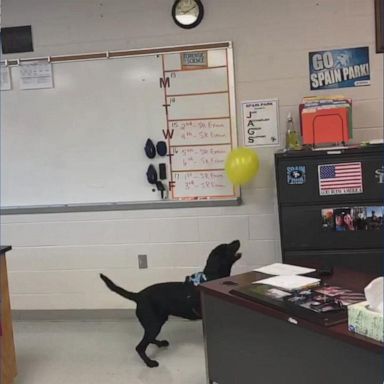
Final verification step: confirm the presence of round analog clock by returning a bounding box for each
[172,0,204,29]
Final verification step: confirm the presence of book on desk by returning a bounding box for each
[230,263,368,326]
[230,278,366,327]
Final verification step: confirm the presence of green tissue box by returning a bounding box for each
[348,301,384,343]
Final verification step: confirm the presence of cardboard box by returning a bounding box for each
[348,301,384,342]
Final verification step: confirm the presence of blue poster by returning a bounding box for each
[286,166,306,185]
[309,47,370,90]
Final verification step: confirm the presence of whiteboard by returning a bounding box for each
[1,43,239,213]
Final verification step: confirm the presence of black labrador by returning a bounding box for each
[100,240,241,367]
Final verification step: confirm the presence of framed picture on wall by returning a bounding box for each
[375,0,384,53]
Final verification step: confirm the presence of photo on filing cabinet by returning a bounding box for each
[366,206,384,230]
[321,208,335,231]
[333,207,354,231]
[351,207,368,231]
[322,206,384,232]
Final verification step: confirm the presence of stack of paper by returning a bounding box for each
[253,275,321,292]
[254,263,315,276]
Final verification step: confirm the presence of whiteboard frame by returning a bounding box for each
[0,197,241,215]
[1,42,232,66]
[1,42,240,214]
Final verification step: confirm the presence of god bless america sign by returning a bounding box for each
[309,47,370,90]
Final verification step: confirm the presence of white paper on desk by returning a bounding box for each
[253,275,320,291]
[254,263,315,276]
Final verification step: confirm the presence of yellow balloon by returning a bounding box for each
[225,147,260,185]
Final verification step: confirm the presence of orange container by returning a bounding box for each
[301,107,350,145]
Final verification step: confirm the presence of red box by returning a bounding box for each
[301,107,350,145]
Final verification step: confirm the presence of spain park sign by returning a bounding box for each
[309,47,370,90]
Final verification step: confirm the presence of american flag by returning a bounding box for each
[318,162,363,195]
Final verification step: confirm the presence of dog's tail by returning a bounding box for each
[100,273,138,302]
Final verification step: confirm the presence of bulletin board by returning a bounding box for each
[0,42,239,213]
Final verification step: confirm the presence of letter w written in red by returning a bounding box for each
[162,129,174,139]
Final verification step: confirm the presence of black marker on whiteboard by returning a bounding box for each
[159,163,167,180]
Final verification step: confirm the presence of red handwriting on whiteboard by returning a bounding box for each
[170,119,230,145]
[172,145,230,170]
[178,172,227,190]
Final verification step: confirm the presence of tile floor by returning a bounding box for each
[13,319,206,384]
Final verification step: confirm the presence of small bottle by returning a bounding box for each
[286,113,301,150]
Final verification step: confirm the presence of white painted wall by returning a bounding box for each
[1,0,382,310]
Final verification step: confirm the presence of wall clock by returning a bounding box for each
[172,0,204,29]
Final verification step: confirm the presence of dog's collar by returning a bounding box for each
[186,272,207,286]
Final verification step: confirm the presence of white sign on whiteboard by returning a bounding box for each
[19,61,53,90]
[242,98,279,146]
[1,65,11,91]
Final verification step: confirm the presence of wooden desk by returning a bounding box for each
[200,269,383,384]
[0,246,17,384]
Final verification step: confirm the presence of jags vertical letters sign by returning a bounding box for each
[241,99,279,147]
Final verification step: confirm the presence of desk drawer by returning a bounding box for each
[275,149,384,204]
[284,249,383,274]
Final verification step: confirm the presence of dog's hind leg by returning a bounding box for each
[135,324,164,368]
[135,302,168,367]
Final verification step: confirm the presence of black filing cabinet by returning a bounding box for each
[275,144,384,274]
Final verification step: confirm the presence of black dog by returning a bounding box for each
[100,240,241,367]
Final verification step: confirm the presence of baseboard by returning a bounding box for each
[12,309,137,321]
